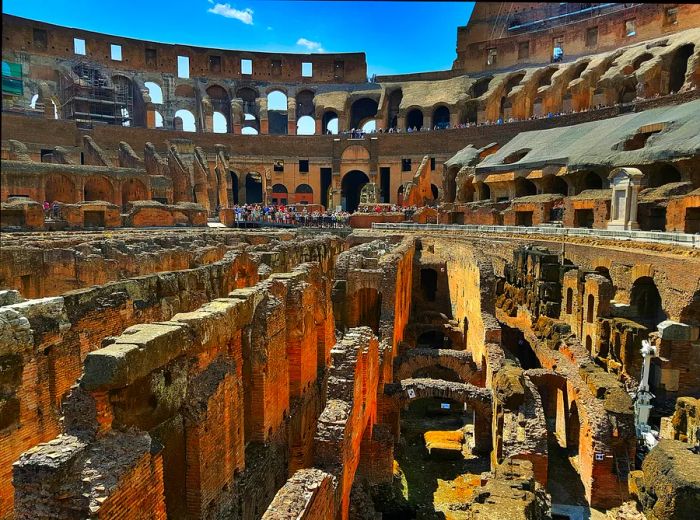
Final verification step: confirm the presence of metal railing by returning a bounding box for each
[370,222,700,248]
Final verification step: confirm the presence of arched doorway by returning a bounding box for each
[341,170,369,212]
[514,177,537,197]
[406,108,423,130]
[244,172,263,204]
[646,163,681,188]
[322,111,338,134]
[349,98,378,130]
[432,106,450,129]
[267,90,288,135]
[630,277,665,328]
[271,183,288,205]
[668,44,694,94]
[84,176,114,202]
[45,174,77,203]
[121,178,147,208]
[581,172,604,191]
[295,183,313,204]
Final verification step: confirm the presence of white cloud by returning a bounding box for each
[296,38,325,53]
[207,3,254,25]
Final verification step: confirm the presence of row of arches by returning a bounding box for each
[43,173,148,208]
[269,183,314,205]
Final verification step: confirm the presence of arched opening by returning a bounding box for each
[295,183,313,205]
[432,106,450,129]
[411,365,462,383]
[296,115,315,135]
[112,76,134,127]
[586,294,595,323]
[646,163,681,188]
[406,108,423,130]
[398,395,486,513]
[585,335,592,354]
[30,93,39,109]
[244,172,263,204]
[538,67,557,88]
[267,90,288,135]
[45,174,77,203]
[341,170,369,212]
[174,109,196,132]
[230,172,239,204]
[430,184,439,201]
[500,73,525,118]
[360,119,376,133]
[271,183,288,205]
[121,178,147,207]
[417,330,452,349]
[542,175,569,196]
[154,111,163,128]
[296,90,315,117]
[668,44,694,93]
[84,176,114,202]
[387,89,402,129]
[420,268,438,301]
[145,81,163,104]
[503,149,531,165]
[470,77,492,98]
[630,277,665,328]
[349,98,378,130]
[514,177,537,197]
[356,288,382,334]
[213,111,227,133]
[322,111,338,134]
[238,87,259,132]
[582,172,604,190]
[207,85,230,132]
[631,53,653,72]
[480,183,491,201]
[566,287,573,314]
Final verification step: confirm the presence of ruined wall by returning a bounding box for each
[1,231,344,519]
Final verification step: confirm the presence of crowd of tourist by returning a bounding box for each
[228,204,351,228]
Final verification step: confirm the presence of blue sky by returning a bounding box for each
[3,0,475,78]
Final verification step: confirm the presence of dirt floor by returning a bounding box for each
[392,398,490,519]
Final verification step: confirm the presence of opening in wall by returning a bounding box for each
[110,44,122,61]
[299,160,309,173]
[73,38,86,55]
[177,56,189,78]
[302,62,313,77]
[487,48,497,66]
[241,59,253,75]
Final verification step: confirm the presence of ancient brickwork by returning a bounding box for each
[1,231,343,519]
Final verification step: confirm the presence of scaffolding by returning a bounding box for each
[59,61,133,128]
